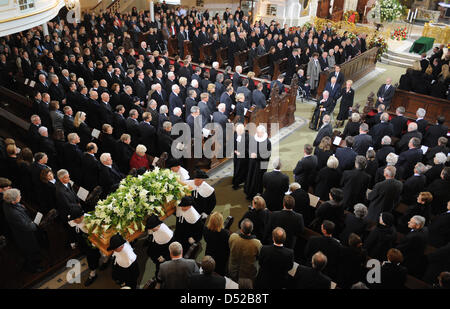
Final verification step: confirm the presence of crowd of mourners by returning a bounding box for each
[398,45,450,100]
[0,3,449,290]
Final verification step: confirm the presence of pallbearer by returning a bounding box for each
[166,158,190,182]
[174,196,204,253]
[107,233,140,289]
[145,215,173,278]
[188,169,216,218]
[67,206,102,287]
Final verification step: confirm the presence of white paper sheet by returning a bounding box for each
[91,128,100,139]
[421,145,428,154]
[333,136,342,146]
[77,187,89,201]
[288,262,299,277]
[34,212,43,225]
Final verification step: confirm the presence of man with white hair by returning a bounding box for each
[49,74,66,104]
[310,90,333,130]
[376,136,395,167]
[232,66,242,91]
[367,166,403,222]
[184,89,197,120]
[401,162,427,205]
[188,78,201,98]
[391,106,408,138]
[398,120,421,149]
[38,126,57,169]
[170,107,183,125]
[210,62,219,84]
[261,158,289,211]
[55,169,82,223]
[415,108,428,136]
[99,92,113,125]
[165,71,177,94]
[98,153,124,198]
[62,133,83,184]
[368,112,394,149]
[396,215,428,277]
[313,114,332,147]
[424,152,447,185]
[151,82,167,108]
[3,188,43,273]
[169,84,183,116]
[376,77,395,108]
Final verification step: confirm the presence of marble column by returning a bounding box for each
[42,22,49,36]
[150,0,154,21]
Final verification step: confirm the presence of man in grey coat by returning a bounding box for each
[157,241,200,289]
[307,52,322,94]
[367,166,403,222]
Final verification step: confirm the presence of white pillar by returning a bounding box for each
[42,23,49,36]
[150,0,154,21]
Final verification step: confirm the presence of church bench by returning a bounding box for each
[216,47,228,68]
[252,53,271,78]
[167,37,178,57]
[199,43,214,64]
[183,41,192,60]
[389,89,450,127]
[272,59,288,81]
[234,49,250,72]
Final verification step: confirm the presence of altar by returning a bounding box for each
[422,22,450,44]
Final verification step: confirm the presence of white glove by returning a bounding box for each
[157,256,165,263]
[201,212,208,219]
[188,237,195,244]
[70,243,77,249]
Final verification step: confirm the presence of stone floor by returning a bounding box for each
[36,62,406,289]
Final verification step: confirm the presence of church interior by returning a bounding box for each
[0,0,449,291]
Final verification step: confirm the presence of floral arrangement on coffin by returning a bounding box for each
[344,10,360,24]
[391,27,407,41]
[368,34,388,60]
[373,0,405,22]
[84,168,191,237]
[302,22,312,30]
[347,32,357,40]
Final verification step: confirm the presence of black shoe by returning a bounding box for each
[84,274,98,287]
[232,185,240,190]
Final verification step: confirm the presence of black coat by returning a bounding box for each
[363,224,397,261]
[335,147,357,172]
[267,210,304,249]
[304,235,342,280]
[396,130,422,154]
[427,212,450,248]
[396,148,423,180]
[391,115,408,138]
[98,164,124,198]
[81,153,101,191]
[293,155,318,191]
[378,262,407,289]
[337,88,354,120]
[292,265,331,289]
[203,228,230,276]
[423,124,448,148]
[313,124,332,147]
[337,246,367,289]
[339,213,368,246]
[401,174,426,205]
[352,134,373,156]
[341,169,371,211]
[375,145,395,167]
[238,208,271,242]
[256,244,294,289]
[115,141,134,174]
[396,228,428,277]
[426,179,450,215]
[55,181,81,220]
[138,122,157,156]
[367,178,403,222]
[314,167,341,201]
[369,122,394,149]
[261,170,289,211]
[62,143,83,184]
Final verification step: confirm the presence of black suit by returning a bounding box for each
[55,181,81,220]
[292,265,331,289]
[396,148,423,179]
[369,121,394,149]
[391,115,408,138]
[401,174,426,205]
[396,130,422,153]
[376,84,395,108]
[427,211,450,248]
[62,142,83,184]
[396,228,428,277]
[416,119,429,136]
[81,153,101,191]
[313,123,332,147]
[341,169,371,211]
[138,121,157,156]
[293,155,318,191]
[261,171,289,211]
[352,133,373,156]
[255,244,294,289]
[98,164,124,198]
[304,235,342,280]
[423,124,448,148]
[252,89,266,109]
[187,273,226,289]
[267,210,304,249]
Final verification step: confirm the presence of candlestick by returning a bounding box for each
[414,8,418,20]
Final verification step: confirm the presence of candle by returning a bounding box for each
[407,10,411,22]
[414,8,418,20]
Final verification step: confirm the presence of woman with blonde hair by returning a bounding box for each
[314,136,333,170]
[73,111,92,151]
[207,83,217,112]
[238,195,270,241]
[342,112,361,138]
[247,71,256,91]
[203,211,230,276]
[431,64,450,98]
[336,79,355,127]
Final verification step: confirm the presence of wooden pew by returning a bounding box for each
[234,49,250,72]
[183,41,192,59]
[315,47,379,98]
[199,44,214,64]
[216,47,228,68]
[272,59,288,81]
[389,89,450,127]
[252,53,271,78]
[168,37,178,57]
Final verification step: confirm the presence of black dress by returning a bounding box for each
[232,131,249,188]
[76,121,92,152]
[244,135,272,199]
[337,88,354,121]
[203,227,230,276]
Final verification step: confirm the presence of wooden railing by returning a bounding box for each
[389,89,450,127]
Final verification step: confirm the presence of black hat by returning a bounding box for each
[381,212,394,227]
[107,233,126,251]
[166,158,181,169]
[179,196,194,207]
[191,169,209,179]
[67,206,84,221]
[146,215,163,230]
